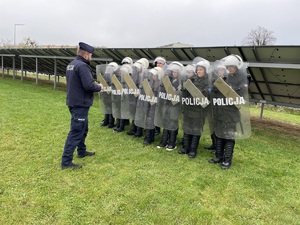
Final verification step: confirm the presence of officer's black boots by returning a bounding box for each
[188,135,200,158]
[134,126,143,137]
[100,114,109,127]
[221,140,235,169]
[115,119,125,132]
[205,132,216,150]
[107,114,115,128]
[178,133,191,154]
[154,126,161,135]
[209,137,224,164]
[166,129,178,151]
[113,118,120,131]
[143,129,154,145]
[157,129,169,148]
[127,120,137,135]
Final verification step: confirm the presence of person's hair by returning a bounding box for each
[77,48,88,56]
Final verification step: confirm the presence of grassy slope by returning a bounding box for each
[0,78,299,225]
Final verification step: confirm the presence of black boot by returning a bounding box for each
[154,126,161,135]
[143,129,154,145]
[209,137,225,164]
[113,119,120,131]
[157,129,169,148]
[100,114,109,126]
[150,129,155,143]
[107,114,115,128]
[127,120,137,135]
[204,132,216,150]
[221,139,235,169]
[166,129,178,151]
[178,133,192,154]
[115,119,125,132]
[134,126,143,138]
[188,135,200,158]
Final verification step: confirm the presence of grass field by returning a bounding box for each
[0,77,300,225]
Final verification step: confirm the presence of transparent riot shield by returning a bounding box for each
[96,64,113,114]
[119,64,139,119]
[134,68,161,129]
[154,62,183,130]
[111,68,122,119]
[211,56,251,139]
[181,59,212,136]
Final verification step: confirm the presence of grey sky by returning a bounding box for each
[1,0,299,48]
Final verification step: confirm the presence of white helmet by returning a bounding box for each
[168,61,183,74]
[192,56,206,66]
[153,56,166,66]
[133,61,142,70]
[120,64,132,74]
[185,64,195,72]
[223,54,243,69]
[121,57,133,65]
[108,62,119,72]
[149,67,164,81]
[196,60,211,73]
[138,58,149,70]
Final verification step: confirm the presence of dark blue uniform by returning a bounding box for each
[61,55,101,167]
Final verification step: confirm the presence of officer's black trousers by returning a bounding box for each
[62,107,89,166]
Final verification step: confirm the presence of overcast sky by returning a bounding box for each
[1,0,299,48]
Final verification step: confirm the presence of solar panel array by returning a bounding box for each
[1,45,300,108]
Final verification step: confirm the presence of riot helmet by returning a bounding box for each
[223,54,243,69]
[121,57,133,65]
[195,60,211,77]
[108,62,119,72]
[153,56,166,67]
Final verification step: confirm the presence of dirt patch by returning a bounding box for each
[251,116,300,140]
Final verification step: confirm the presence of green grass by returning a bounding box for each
[1,77,300,225]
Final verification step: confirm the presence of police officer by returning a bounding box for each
[113,57,133,132]
[209,55,249,169]
[153,56,167,135]
[179,59,211,158]
[61,42,103,169]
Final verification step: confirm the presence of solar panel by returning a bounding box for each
[1,45,300,108]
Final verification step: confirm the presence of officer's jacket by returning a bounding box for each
[66,56,101,107]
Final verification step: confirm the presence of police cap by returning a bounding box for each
[79,42,94,53]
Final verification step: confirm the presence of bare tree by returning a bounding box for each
[242,26,276,46]
[0,38,13,47]
[18,37,38,48]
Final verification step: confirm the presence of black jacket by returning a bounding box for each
[66,56,101,107]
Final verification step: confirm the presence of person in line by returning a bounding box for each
[179,59,211,158]
[209,55,250,169]
[61,42,103,169]
[98,62,119,129]
[204,62,227,152]
[113,57,133,132]
[153,56,167,136]
[156,61,183,151]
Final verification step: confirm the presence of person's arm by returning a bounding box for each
[79,64,102,92]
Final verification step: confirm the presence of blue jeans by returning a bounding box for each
[61,107,89,166]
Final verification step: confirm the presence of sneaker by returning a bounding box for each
[157,143,167,149]
[166,145,177,151]
[61,163,82,170]
[77,151,95,158]
[221,162,231,169]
